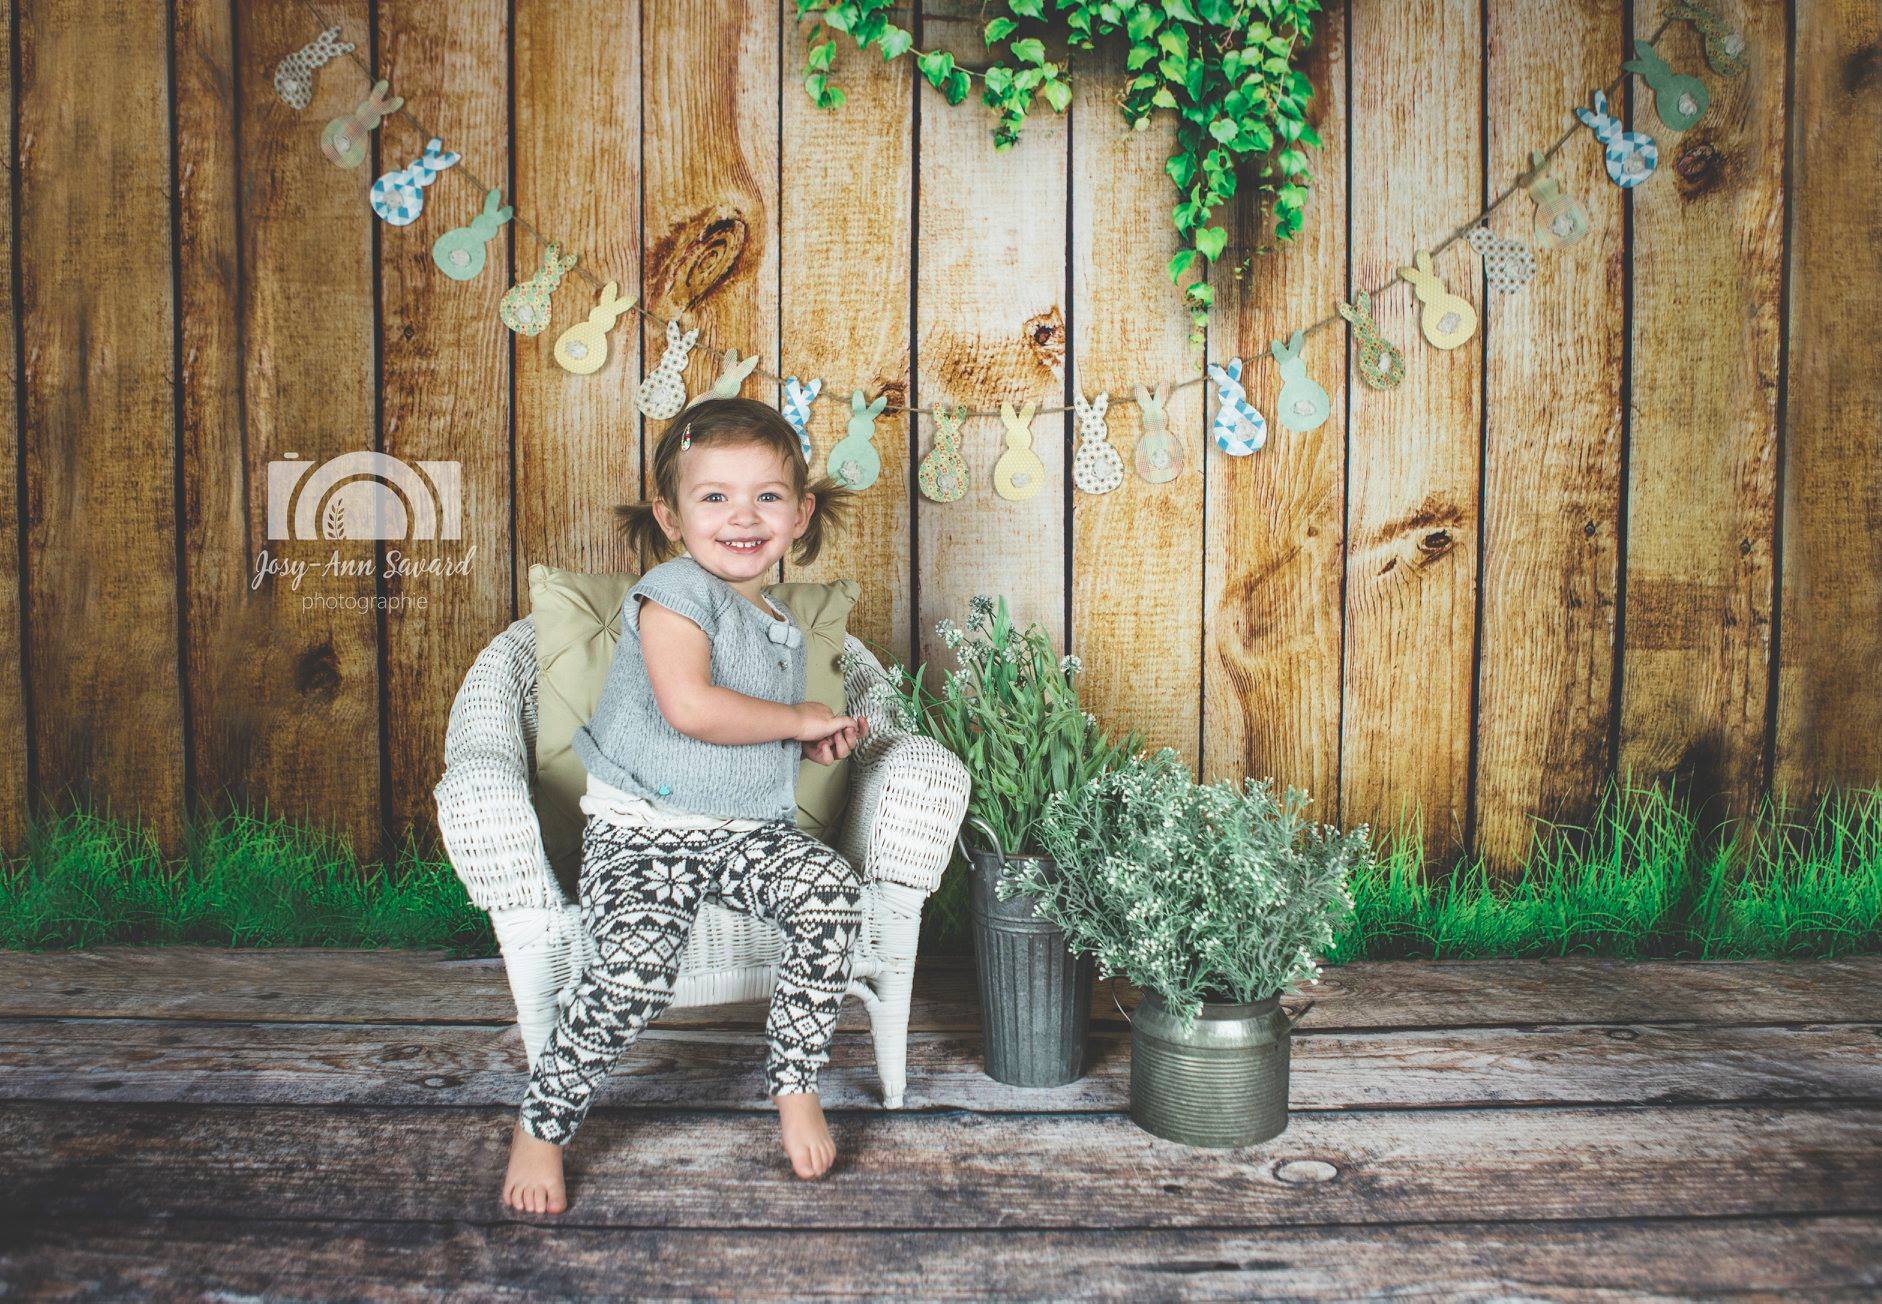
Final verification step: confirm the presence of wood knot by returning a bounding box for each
[1845,41,1880,95]
[1022,305,1065,375]
[1673,141,1726,198]
[1272,1158,1339,1185]
[1419,529,1454,555]
[646,205,753,312]
[293,640,342,701]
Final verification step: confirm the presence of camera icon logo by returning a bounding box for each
[266,452,462,541]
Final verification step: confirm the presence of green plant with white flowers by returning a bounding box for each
[792,0,1325,341]
[842,594,1141,857]
[1005,745,1366,1030]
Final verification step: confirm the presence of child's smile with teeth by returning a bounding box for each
[649,439,815,608]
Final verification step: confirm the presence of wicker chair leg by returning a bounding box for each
[863,880,926,1109]
[490,902,589,1071]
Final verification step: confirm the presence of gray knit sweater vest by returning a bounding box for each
[572,554,806,824]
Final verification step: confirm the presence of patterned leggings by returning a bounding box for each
[518,816,865,1145]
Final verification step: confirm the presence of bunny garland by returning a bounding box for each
[1070,390,1124,495]
[1575,90,1658,189]
[274,26,354,111]
[431,188,511,281]
[499,243,575,337]
[1663,0,1748,78]
[1131,383,1182,484]
[1270,331,1331,433]
[1621,37,1709,133]
[637,320,700,419]
[553,281,636,375]
[828,390,888,492]
[320,80,402,169]
[918,404,970,503]
[1465,225,1537,294]
[993,401,1046,501]
[695,348,759,404]
[782,377,822,464]
[1398,250,1478,349]
[1524,150,1590,250]
[1337,293,1406,390]
[370,137,459,226]
[1206,358,1268,456]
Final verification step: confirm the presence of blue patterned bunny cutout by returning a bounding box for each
[827,390,886,491]
[1271,330,1330,434]
[1207,358,1268,456]
[1575,90,1658,189]
[782,377,822,465]
[370,136,459,226]
[637,320,701,420]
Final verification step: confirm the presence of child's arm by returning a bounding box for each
[639,598,855,746]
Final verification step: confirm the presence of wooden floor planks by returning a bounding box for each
[1,950,1878,1297]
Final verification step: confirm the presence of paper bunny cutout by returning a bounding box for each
[1664,0,1748,78]
[1575,90,1658,189]
[431,188,512,281]
[1465,225,1537,294]
[637,320,701,419]
[370,137,459,226]
[993,401,1046,501]
[918,404,970,503]
[1398,250,1478,350]
[782,377,822,464]
[321,80,402,169]
[1337,293,1406,391]
[1524,150,1590,250]
[1206,358,1268,456]
[1269,331,1331,434]
[1070,390,1124,495]
[828,390,887,492]
[1132,383,1183,484]
[1622,37,1709,132]
[499,243,576,337]
[274,26,353,111]
[692,348,759,405]
[553,281,636,375]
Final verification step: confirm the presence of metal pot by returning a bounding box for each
[1127,985,1296,1147]
[961,815,1093,1087]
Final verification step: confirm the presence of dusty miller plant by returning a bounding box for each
[793,0,1324,340]
[839,594,1141,856]
[1004,746,1367,1031]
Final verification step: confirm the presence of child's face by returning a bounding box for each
[652,440,811,584]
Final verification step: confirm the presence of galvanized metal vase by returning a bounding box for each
[1129,988,1292,1147]
[962,818,1093,1087]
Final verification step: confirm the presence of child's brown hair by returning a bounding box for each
[614,396,858,567]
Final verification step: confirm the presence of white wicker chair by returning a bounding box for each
[433,615,969,1109]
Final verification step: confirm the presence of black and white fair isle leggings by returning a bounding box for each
[518,817,865,1145]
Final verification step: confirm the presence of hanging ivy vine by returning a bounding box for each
[793,0,1325,340]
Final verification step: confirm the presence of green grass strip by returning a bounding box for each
[1,780,1878,961]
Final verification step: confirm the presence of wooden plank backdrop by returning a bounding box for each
[2,0,1877,863]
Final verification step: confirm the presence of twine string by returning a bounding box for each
[290,0,1674,422]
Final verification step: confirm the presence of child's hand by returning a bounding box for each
[804,717,867,765]
[791,701,859,744]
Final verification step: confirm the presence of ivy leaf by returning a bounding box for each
[808,38,837,70]
[1208,117,1237,143]
[878,24,913,59]
[1168,247,1198,280]
[1152,85,1178,109]
[984,16,1018,44]
[916,48,955,89]
[1164,0,1203,22]
[1009,0,1044,16]
[1194,225,1227,261]
[1043,78,1072,113]
[1011,36,1047,65]
[944,68,972,105]
[1126,7,1161,40]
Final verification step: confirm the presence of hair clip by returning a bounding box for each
[274,26,354,111]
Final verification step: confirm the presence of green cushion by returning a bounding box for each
[527,563,858,896]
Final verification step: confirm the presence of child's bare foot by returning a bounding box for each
[773,1090,837,1179]
[502,1120,568,1214]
